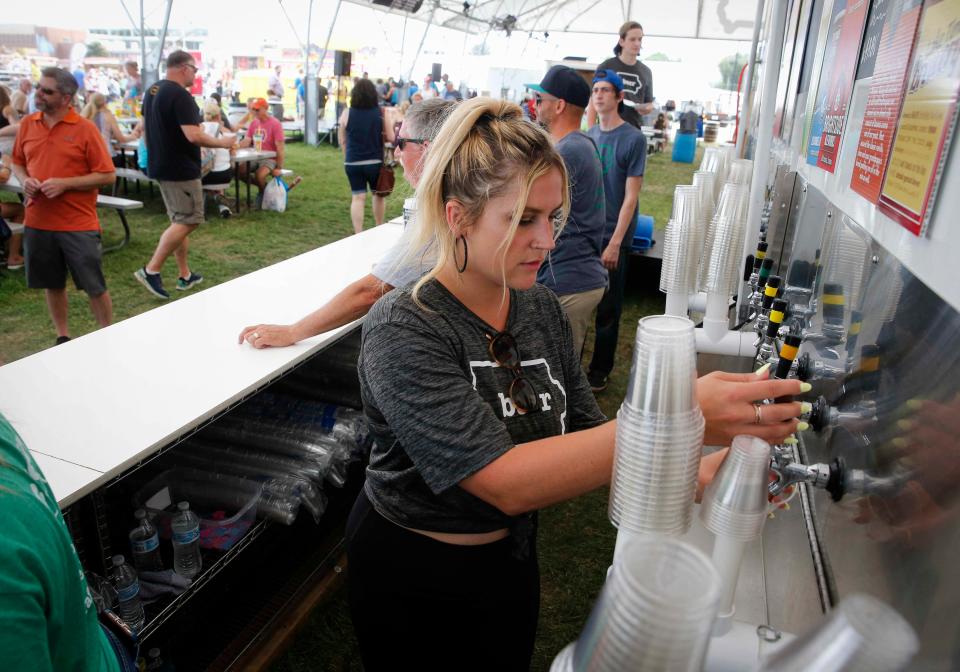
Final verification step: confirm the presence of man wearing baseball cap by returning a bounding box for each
[235,97,286,204]
[527,65,607,360]
[585,68,647,391]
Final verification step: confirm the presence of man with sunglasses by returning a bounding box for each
[527,65,607,360]
[238,98,455,349]
[12,67,117,345]
[135,50,235,300]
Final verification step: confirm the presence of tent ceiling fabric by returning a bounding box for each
[347,0,757,40]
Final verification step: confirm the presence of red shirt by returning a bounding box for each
[12,108,115,232]
[247,116,284,154]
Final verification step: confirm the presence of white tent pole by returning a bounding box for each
[400,13,408,79]
[407,5,437,83]
[319,0,344,76]
[139,0,147,78]
[154,0,173,76]
[736,0,766,157]
[737,0,788,320]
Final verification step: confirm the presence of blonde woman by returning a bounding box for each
[80,93,138,167]
[200,99,235,218]
[347,97,804,670]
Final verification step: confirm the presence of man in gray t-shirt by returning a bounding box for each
[584,69,647,392]
[528,65,607,358]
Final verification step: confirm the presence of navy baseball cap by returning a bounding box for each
[526,65,591,108]
[592,69,624,93]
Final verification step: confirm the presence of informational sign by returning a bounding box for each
[813,0,871,171]
[857,0,893,79]
[805,0,847,163]
[850,0,924,202]
[879,0,960,235]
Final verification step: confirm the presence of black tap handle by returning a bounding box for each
[809,396,829,432]
[796,352,812,382]
[826,457,846,502]
[744,254,755,282]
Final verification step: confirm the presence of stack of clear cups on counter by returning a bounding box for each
[572,537,721,671]
[757,593,919,672]
[659,186,702,314]
[699,182,750,297]
[609,315,704,536]
[692,171,718,275]
[699,147,727,194]
[727,157,754,186]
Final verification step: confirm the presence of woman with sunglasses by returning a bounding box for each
[348,97,804,671]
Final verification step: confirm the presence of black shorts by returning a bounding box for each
[24,228,107,296]
[202,168,233,186]
[344,163,382,195]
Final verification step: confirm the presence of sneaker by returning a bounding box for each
[55,335,71,346]
[218,203,232,219]
[176,272,204,291]
[134,267,170,299]
[587,370,608,392]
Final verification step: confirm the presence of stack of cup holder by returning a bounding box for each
[699,182,750,297]
[660,186,703,304]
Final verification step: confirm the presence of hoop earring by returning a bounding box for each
[454,235,469,273]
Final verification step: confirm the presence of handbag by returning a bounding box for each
[372,107,395,197]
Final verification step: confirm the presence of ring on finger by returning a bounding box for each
[754,403,763,425]
[252,332,260,339]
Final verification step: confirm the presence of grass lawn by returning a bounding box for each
[0,138,702,670]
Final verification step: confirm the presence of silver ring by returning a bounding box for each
[252,332,260,339]
[754,403,763,424]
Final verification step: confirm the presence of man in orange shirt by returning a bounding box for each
[12,67,116,345]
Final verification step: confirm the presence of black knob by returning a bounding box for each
[826,457,847,502]
[809,396,829,432]
[796,352,812,382]
[744,254,755,282]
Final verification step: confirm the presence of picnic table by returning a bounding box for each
[231,148,277,212]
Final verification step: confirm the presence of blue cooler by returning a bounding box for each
[672,131,697,163]
[631,214,655,252]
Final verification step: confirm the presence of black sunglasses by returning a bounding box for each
[396,137,426,150]
[36,86,58,96]
[487,331,539,414]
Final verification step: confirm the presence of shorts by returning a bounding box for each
[158,179,204,226]
[202,168,233,186]
[24,228,107,296]
[252,159,277,172]
[344,163,382,195]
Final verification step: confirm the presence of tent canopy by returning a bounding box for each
[346,0,757,40]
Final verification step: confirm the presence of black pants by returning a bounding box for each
[346,490,540,671]
[588,246,630,377]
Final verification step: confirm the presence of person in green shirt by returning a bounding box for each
[0,414,123,671]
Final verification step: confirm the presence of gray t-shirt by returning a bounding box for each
[598,56,654,129]
[358,279,606,535]
[537,131,608,296]
[587,122,647,249]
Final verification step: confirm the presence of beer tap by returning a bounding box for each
[754,275,782,337]
[754,298,788,370]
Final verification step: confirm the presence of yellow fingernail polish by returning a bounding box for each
[797,421,810,431]
[801,402,812,414]
[891,437,909,449]
[906,399,923,411]
[783,437,798,445]
[897,419,914,431]
[799,382,812,393]
[755,363,771,376]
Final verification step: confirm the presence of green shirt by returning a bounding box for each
[0,416,119,671]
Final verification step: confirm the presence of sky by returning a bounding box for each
[10,0,751,103]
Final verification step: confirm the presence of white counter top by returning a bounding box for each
[1,222,403,507]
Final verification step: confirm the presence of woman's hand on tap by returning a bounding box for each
[696,370,807,446]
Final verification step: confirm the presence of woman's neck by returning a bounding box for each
[435,264,511,332]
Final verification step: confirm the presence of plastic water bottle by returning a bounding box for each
[129,509,163,572]
[111,555,145,633]
[171,501,202,579]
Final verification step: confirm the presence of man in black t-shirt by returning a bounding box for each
[134,50,234,300]
[587,20,654,129]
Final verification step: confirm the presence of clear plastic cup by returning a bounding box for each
[758,593,918,672]
[573,537,721,672]
[700,435,773,541]
[699,183,750,295]
[549,642,576,672]
[623,316,699,414]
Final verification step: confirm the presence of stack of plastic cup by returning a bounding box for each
[659,186,702,310]
[727,157,754,186]
[572,536,721,671]
[692,171,718,274]
[700,435,772,541]
[758,593,919,672]
[699,147,727,193]
[610,315,704,536]
[549,642,576,672]
[699,182,750,297]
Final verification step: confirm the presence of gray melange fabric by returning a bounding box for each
[358,278,606,534]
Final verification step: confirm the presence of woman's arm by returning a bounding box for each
[338,108,349,153]
[108,114,136,144]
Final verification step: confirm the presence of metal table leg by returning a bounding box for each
[103,210,131,253]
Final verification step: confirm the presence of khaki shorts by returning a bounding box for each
[158,179,204,226]
[253,159,277,172]
[559,287,606,360]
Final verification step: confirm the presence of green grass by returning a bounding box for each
[1,140,702,670]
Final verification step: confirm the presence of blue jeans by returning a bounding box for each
[100,622,139,672]
[588,246,629,377]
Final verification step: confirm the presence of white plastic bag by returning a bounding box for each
[262,176,287,213]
